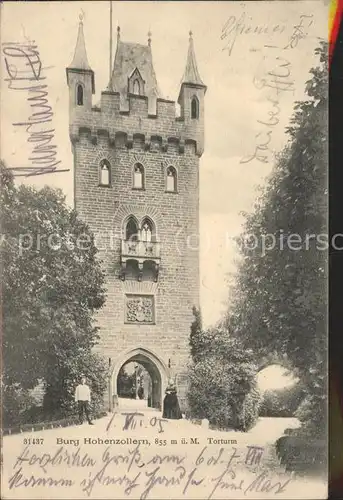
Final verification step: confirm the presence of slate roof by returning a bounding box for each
[181,34,205,87]
[109,40,161,98]
[68,21,92,71]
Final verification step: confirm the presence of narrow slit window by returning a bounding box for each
[99,159,110,186]
[77,84,84,106]
[166,166,177,192]
[133,163,144,189]
[191,96,199,119]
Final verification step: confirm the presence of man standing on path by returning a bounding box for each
[75,376,94,425]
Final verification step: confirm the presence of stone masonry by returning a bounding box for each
[66,21,206,410]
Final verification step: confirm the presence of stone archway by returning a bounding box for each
[109,347,169,411]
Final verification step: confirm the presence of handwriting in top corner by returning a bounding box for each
[2,40,68,177]
[221,12,287,55]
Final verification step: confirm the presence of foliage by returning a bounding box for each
[223,42,328,436]
[189,306,203,363]
[188,318,261,431]
[294,393,326,439]
[242,386,262,429]
[259,383,306,418]
[117,366,136,398]
[2,384,36,427]
[43,351,108,415]
[1,163,108,418]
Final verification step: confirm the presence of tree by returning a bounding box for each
[224,42,328,436]
[189,306,203,363]
[188,311,261,431]
[259,383,306,418]
[1,163,108,416]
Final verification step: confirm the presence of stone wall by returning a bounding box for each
[73,130,200,407]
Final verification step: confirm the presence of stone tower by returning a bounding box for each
[66,19,206,411]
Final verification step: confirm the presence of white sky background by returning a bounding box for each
[1,1,327,329]
[257,365,299,392]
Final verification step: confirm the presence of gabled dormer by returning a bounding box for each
[108,27,160,112]
[128,68,145,96]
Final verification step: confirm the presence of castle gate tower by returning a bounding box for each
[66,20,206,411]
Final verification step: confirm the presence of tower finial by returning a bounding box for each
[68,13,92,71]
[117,25,121,41]
[189,30,193,40]
[148,29,152,47]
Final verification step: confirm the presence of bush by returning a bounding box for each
[294,393,326,438]
[3,353,108,427]
[188,310,261,431]
[2,384,36,427]
[43,351,108,416]
[188,351,261,431]
[259,383,306,417]
[243,387,262,429]
[19,405,47,424]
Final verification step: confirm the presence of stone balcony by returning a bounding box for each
[120,240,161,281]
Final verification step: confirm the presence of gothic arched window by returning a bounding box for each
[133,79,141,95]
[99,159,111,186]
[166,166,177,192]
[77,84,84,106]
[133,163,144,189]
[191,96,199,119]
[141,219,153,243]
[126,217,139,242]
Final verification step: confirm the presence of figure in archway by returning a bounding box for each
[114,348,166,410]
[162,379,182,420]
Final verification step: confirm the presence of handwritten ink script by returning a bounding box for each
[221,13,314,56]
[121,412,168,434]
[105,412,168,434]
[221,12,287,56]
[240,53,295,165]
[233,14,314,165]
[284,14,314,50]
[2,39,68,177]
[5,441,294,499]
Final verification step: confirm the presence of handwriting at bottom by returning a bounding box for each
[7,443,294,499]
[244,471,292,495]
[8,467,75,489]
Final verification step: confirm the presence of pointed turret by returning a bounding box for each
[66,16,95,117]
[178,32,206,155]
[68,16,92,71]
[180,31,206,87]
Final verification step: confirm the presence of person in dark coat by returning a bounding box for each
[162,381,182,419]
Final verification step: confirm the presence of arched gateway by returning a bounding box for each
[109,347,169,411]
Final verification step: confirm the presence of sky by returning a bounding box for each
[257,365,299,392]
[1,1,327,328]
